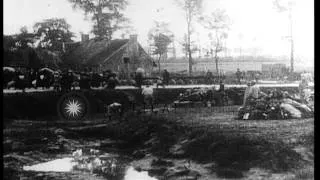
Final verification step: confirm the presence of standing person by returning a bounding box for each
[219,80,225,92]
[135,72,143,88]
[15,70,26,91]
[242,71,246,82]
[79,72,91,90]
[218,80,226,105]
[60,70,68,92]
[243,80,260,106]
[162,69,170,86]
[299,78,309,103]
[206,70,213,84]
[26,68,32,89]
[67,69,74,91]
[61,69,73,92]
[106,73,119,89]
[236,68,242,84]
[102,70,111,87]
[53,71,61,91]
[30,69,37,89]
[142,84,154,112]
[255,72,260,83]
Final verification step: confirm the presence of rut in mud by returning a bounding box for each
[3,109,314,180]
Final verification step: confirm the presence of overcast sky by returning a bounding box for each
[3,0,314,67]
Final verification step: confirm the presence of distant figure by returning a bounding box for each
[53,71,61,91]
[219,80,225,92]
[135,72,143,88]
[206,70,213,84]
[255,72,260,83]
[26,69,32,88]
[91,73,102,88]
[299,78,309,103]
[15,70,27,91]
[156,76,164,88]
[236,68,242,84]
[79,72,91,90]
[218,80,226,105]
[162,69,170,86]
[106,73,119,89]
[61,69,73,92]
[67,70,75,90]
[102,70,111,86]
[242,71,246,81]
[142,84,154,112]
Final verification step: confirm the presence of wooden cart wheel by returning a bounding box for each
[57,92,90,121]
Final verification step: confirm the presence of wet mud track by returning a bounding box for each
[3,110,314,180]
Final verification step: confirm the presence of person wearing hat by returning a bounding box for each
[53,71,61,91]
[236,68,242,84]
[135,71,143,88]
[162,69,170,86]
[60,69,73,92]
[106,73,119,89]
[218,79,226,105]
[142,83,154,112]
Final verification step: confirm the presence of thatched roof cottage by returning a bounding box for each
[63,35,155,77]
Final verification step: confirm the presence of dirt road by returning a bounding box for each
[3,108,314,180]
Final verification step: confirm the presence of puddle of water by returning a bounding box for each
[23,158,75,172]
[124,167,158,180]
[23,155,158,180]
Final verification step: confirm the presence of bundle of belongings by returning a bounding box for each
[238,81,314,120]
[105,102,122,120]
[177,88,213,102]
[175,86,228,106]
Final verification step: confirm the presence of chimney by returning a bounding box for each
[129,34,138,43]
[128,34,138,57]
[81,34,89,42]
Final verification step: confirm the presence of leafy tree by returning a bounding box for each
[175,0,203,75]
[15,26,36,49]
[3,35,16,52]
[200,9,230,75]
[68,0,129,41]
[148,21,173,73]
[33,18,74,52]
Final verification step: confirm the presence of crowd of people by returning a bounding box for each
[3,67,121,92]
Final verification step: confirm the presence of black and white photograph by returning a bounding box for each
[3,0,314,179]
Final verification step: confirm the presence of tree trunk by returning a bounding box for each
[215,48,219,79]
[289,8,294,73]
[187,27,192,76]
[158,54,162,74]
[187,9,192,76]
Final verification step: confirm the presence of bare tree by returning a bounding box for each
[148,21,173,73]
[175,0,203,76]
[200,9,230,76]
[273,0,295,73]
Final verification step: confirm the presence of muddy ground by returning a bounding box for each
[3,107,314,180]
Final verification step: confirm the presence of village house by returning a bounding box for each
[63,34,155,78]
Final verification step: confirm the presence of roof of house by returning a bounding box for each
[63,38,129,65]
